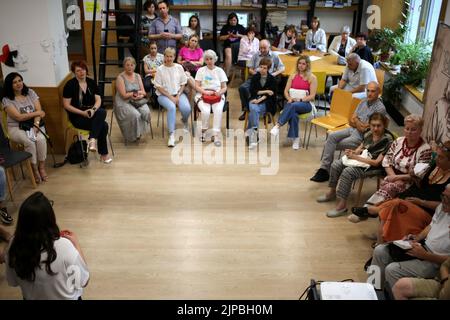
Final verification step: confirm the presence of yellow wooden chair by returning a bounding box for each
[305,88,353,148]
[312,71,327,114]
[326,97,362,133]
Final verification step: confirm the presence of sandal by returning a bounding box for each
[39,167,48,182]
[32,170,41,184]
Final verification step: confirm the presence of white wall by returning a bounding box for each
[0,0,70,87]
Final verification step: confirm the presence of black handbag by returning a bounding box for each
[67,135,88,164]
[19,118,45,131]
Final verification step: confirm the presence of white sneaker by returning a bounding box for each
[249,130,258,149]
[168,133,175,147]
[292,137,300,150]
[270,125,279,137]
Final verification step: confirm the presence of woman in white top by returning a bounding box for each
[305,16,327,52]
[328,25,356,57]
[194,50,228,146]
[154,47,191,147]
[5,192,89,300]
[181,15,203,45]
[237,26,260,66]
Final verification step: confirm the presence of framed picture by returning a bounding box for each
[422,23,450,145]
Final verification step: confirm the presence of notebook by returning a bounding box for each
[320,282,378,300]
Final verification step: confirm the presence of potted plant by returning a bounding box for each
[383,40,431,107]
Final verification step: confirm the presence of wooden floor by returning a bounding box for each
[0,79,383,299]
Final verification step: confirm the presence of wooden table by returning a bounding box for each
[279,51,346,77]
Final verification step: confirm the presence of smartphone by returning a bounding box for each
[164,29,169,33]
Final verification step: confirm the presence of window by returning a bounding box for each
[180,12,200,27]
[405,0,443,47]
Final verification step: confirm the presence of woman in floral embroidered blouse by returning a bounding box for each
[364,114,432,206]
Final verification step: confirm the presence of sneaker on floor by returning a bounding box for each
[0,207,13,225]
[292,137,301,150]
[249,130,258,149]
[310,168,329,182]
[270,126,280,137]
[326,208,348,218]
[183,121,189,133]
[168,133,175,147]
[238,112,246,121]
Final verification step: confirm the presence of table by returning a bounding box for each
[279,51,346,77]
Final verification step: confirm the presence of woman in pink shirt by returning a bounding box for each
[177,34,204,77]
[237,26,260,66]
[270,55,317,150]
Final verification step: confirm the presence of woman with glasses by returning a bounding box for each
[4,192,89,299]
[349,141,450,244]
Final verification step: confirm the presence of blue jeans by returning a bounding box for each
[238,79,251,112]
[247,102,267,132]
[277,101,312,138]
[157,94,191,134]
[0,166,6,202]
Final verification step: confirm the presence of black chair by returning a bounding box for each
[0,122,37,201]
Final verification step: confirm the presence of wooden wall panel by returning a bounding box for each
[84,21,118,67]
[31,73,72,155]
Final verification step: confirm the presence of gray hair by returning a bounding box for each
[404,114,424,129]
[347,53,361,63]
[260,39,270,48]
[203,49,218,63]
[123,56,136,66]
[341,25,351,34]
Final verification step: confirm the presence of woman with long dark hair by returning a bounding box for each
[5,192,89,300]
[2,73,48,183]
[219,12,246,77]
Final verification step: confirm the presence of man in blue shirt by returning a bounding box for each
[148,1,182,53]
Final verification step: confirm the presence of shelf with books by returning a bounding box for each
[314,4,358,11]
[267,5,310,11]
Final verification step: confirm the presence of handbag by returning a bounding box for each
[67,135,88,165]
[202,91,221,104]
[129,98,149,108]
[289,88,308,100]
[341,149,371,169]
[19,118,45,131]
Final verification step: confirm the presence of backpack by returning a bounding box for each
[67,135,88,164]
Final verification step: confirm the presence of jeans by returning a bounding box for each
[277,101,312,138]
[69,108,109,155]
[157,94,191,134]
[247,102,267,133]
[238,79,252,112]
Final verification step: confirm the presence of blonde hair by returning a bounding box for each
[164,47,176,57]
[296,55,312,81]
[404,114,424,129]
[123,56,136,67]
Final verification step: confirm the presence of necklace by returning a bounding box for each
[429,167,450,184]
[401,138,422,157]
